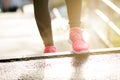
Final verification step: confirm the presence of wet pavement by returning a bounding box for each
[0,53,120,80]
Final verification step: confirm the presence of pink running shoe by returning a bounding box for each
[70,27,89,52]
[44,45,57,53]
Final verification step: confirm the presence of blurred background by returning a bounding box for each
[0,0,120,58]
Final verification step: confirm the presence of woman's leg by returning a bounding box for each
[65,0,82,28]
[33,0,56,53]
[33,0,53,46]
[65,0,89,52]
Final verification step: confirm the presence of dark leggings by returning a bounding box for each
[33,0,82,46]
